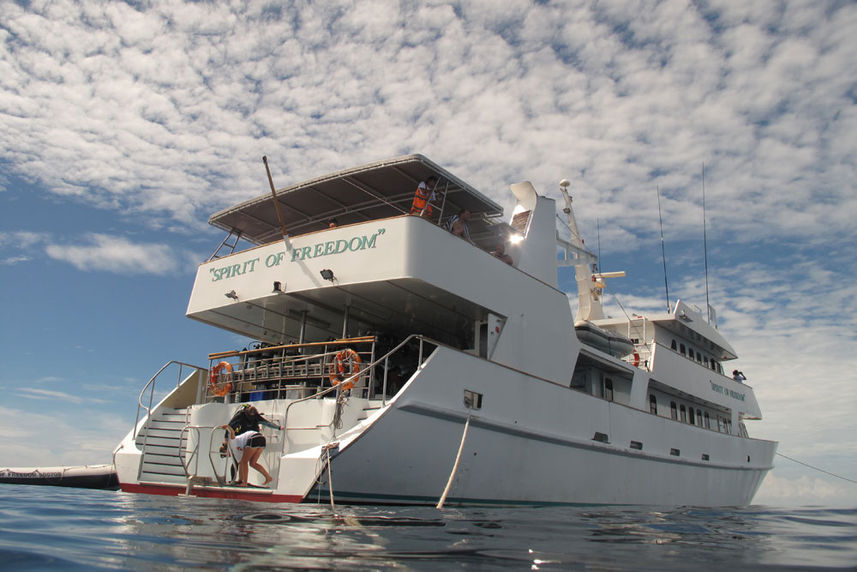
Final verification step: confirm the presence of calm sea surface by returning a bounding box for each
[1,484,855,571]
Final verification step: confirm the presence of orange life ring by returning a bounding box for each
[329,348,361,390]
[632,352,640,367]
[209,361,234,397]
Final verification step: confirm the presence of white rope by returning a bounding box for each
[436,415,471,509]
[323,444,337,515]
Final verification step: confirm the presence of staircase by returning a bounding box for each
[135,408,189,484]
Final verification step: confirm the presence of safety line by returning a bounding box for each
[777,452,857,485]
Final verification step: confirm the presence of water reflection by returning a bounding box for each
[2,485,856,570]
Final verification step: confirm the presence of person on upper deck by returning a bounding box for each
[491,241,513,265]
[732,370,746,383]
[447,208,475,246]
[409,176,439,218]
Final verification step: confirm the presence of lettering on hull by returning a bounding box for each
[208,228,386,282]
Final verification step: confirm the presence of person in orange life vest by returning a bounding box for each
[409,176,439,217]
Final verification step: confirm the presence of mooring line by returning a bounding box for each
[436,414,471,509]
[777,452,857,485]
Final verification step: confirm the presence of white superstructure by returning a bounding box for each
[113,154,775,505]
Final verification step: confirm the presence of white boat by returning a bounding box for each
[113,154,776,506]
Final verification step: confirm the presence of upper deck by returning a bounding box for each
[209,154,505,248]
[189,155,579,385]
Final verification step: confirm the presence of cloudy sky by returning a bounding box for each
[1,0,855,506]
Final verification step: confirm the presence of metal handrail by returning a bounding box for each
[179,424,231,486]
[206,341,377,402]
[134,360,207,439]
[280,334,436,455]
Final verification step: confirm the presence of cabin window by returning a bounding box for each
[670,401,678,420]
[671,339,677,351]
[704,412,711,429]
[704,357,709,368]
[649,394,657,415]
[680,404,688,423]
[688,407,695,425]
[696,351,702,362]
[604,378,614,402]
[696,409,703,426]
[680,344,686,356]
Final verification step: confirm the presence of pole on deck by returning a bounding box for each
[263,156,290,239]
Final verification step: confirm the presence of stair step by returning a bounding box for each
[137,427,185,439]
[139,473,186,484]
[136,435,183,448]
[141,462,186,476]
[140,444,183,457]
[147,419,186,430]
[144,453,184,466]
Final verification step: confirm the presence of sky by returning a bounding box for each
[1,0,855,507]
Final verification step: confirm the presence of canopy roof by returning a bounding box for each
[209,154,505,246]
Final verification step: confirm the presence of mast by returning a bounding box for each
[656,185,671,313]
[558,180,623,323]
[702,163,711,323]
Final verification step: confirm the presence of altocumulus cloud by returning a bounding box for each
[0,0,855,250]
[45,233,179,274]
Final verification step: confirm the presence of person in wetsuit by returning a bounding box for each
[227,404,282,435]
[219,405,283,486]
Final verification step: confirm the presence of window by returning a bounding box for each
[671,339,677,351]
[696,351,702,362]
[604,378,614,402]
[680,344,686,356]
[670,401,678,420]
[704,412,711,429]
[688,407,695,425]
[696,409,703,426]
[680,405,688,423]
[649,394,658,415]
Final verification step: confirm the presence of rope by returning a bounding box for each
[777,452,857,485]
[436,414,471,509]
[325,446,336,514]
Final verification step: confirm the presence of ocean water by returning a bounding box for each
[0,485,855,571]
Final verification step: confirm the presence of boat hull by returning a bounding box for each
[317,347,774,506]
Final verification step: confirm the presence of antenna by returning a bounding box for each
[656,185,671,312]
[702,163,711,323]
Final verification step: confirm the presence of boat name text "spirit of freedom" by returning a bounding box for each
[208,228,386,282]
[710,381,745,401]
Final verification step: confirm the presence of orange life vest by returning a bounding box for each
[409,184,433,216]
